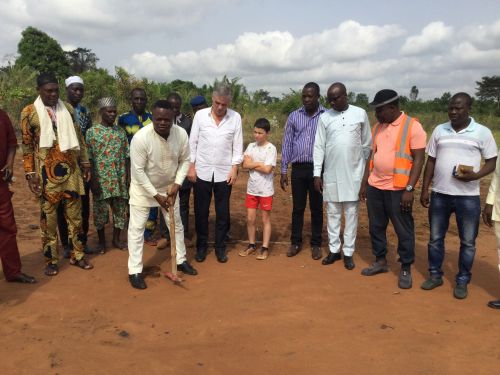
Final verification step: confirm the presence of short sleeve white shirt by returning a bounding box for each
[244,142,277,197]
[426,118,497,196]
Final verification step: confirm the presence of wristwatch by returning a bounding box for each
[405,185,414,192]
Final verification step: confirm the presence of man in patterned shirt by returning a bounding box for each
[57,75,93,257]
[86,97,129,252]
[118,88,158,245]
[21,72,94,276]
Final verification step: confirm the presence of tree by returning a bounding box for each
[410,85,419,101]
[476,76,500,107]
[15,26,70,78]
[65,47,99,74]
[355,93,369,108]
[252,89,272,105]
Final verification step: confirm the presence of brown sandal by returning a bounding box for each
[239,245,256,257]
[256,247,269,260]
[70,257,94,270]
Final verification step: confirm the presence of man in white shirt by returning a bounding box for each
[187,84,243,263]
[313,82,371,270]
[128,100,198,290]
[420,92,497,299]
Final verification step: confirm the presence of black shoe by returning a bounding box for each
[177,261,198,276]
[195,249,207,262]
[7,273,37,284]
[215,249,228,263]
[287,244,301,257]
[361,259,388,276]
[343,256,355,270]
[487,300,500,309]
[322,252,341,265]
[129,273,147,289]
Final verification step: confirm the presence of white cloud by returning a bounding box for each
[400,21,453,55]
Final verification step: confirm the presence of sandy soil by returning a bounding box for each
[1,153,499,375]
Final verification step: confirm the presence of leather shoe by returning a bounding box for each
[129,273,147,289]
[398,268,412,289]
[177,261,198,275]
[287,244,301,257]
[322,252,341,265]
[311,246,322,260]
[343,256,355,270]
[8,273,37,284]
[195,249,207,262]
[487,300,500,309]
[215,249,228,263]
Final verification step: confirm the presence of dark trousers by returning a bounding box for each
[290,163,323,246]
[428,192,480,284]
[0,185,22,280]
[194,177,232,252]
[366,185,415,265]
[57,182,90,246]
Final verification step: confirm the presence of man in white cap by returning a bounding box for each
[57,75,93,258]
[86,98,129,253]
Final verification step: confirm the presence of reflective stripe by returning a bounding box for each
[394,168,411,176]
[398,115,412,154]
[395,152,413,161]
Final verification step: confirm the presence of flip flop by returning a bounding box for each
[44,263,59,276]
[70,258,94,270]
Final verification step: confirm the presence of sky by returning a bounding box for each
[1,0,500,100]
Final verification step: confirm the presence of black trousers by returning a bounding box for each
[366,185,415,265]
[57,182,90,246]
[194,177,231,252]
[290,163,323,246]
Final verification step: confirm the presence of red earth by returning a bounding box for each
[1,153,499,374]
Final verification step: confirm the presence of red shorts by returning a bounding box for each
[245,194,273,211]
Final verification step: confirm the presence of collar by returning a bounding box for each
[299,105,326,117]
[443,117,476,133]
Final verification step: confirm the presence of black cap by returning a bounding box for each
[369,89,399,107]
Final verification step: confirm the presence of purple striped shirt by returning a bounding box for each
[281,105,326,173]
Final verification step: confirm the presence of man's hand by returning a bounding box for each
[454,169,477,182]
[27,175,41,195]
[227,165,238,185]
[154,194,170,211]
[483,203,494,227]
[167,184,181,207]
[420,189,430,208]
[1,162,14,182]
[313,177,323,194]
[358,181,367,201]
[400,191,414,213]
[90,176,101,197]
[280,173,288,192]
[82,166,91,183]
[187,163,197,183]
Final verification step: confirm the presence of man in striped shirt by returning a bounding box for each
[280,82,326,260]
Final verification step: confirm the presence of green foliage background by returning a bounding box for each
[1,26,500,148]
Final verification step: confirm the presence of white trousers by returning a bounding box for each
[494,221,500,273]
[326,201,359,256]
[128,199,186,275]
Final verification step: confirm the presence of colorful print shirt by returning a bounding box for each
[20,103,88,203]
[118,111,153,144]
[85,123,129,200]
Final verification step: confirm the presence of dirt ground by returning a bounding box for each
[1,153,499,375]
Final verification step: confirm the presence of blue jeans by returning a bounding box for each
[427,192,480,284]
